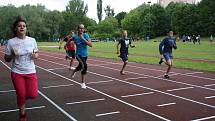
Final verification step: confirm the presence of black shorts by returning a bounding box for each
[66,50,75,58]
[119,52,128,62]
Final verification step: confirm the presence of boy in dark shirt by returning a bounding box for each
[159,30,177,79]
[117,30,135,75]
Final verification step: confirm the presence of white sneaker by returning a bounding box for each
[71,72,76,78]
[81,83,87,89]
[69,66,73,70]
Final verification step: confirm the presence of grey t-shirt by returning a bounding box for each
[5,36,38,74]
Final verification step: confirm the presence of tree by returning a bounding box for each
[97,0,103,22]
[198,0,215,36]
[115,12,127,27]
[104,5,114,18]
[95,16,119,39]
[66,0,88,15]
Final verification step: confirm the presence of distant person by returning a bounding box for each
[71,24,92,89]
[197,35,200,44]
[182,35,186,42]
[192,35,197,44]
[4,16,39,121]
[210,35,213,44]
[117,30,135,75]
[159,30,177,79]
[0,39,3,46]
[59,31,76,70]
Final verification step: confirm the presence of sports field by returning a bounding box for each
[1,47,215,121]
[38,38,215,72]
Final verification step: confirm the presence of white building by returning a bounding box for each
[159,0,197,7]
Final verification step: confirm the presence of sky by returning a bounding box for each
[0,0,158,22]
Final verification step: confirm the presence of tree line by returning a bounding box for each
[0,0,214,41]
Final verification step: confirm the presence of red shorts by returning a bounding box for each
[11,72,38,107]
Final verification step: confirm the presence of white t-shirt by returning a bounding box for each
[5,36,38,74]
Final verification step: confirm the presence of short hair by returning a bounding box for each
[77,24,85,30]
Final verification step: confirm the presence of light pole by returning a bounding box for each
[148,1,151,40]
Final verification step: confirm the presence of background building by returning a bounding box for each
[159,0,197,7]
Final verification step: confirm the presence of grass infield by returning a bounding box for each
[38,37,215,72]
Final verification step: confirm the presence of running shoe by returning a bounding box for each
[81,83,87,89]
[164,74,169,79]
[159,58,163,65]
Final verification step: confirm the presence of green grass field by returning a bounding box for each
[38,38,215,72]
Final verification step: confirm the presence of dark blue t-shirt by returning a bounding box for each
[159,36,177,54]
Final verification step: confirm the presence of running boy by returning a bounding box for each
[59,31,76,70]
[117,30,135,75]
[159,30,177,79]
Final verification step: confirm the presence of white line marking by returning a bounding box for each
[191,115,215,121]
[38,46,58,48]
[93,63,112,66]
[42,84,74,89]
[166,87,194,92]
[92,64,215,92]
[38,91,77,121]
[205,96,215,99]
[0,106,45,114]
[157,103,176,107]
[204,84,215,87]
[184,72,203,75]
[96,111,120,117]
[124,77,148,80]
[0,59,77,121]
[48,67,68,71]
[121,92,154,98]
[36,65,171,121]
[87,80,114,84]
[37,57,215,109]
[88,69,215,109]
[0,90,15,93]
[39,51,215,81]
[66,98,105,105]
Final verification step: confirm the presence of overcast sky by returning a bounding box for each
[0,0,157,21]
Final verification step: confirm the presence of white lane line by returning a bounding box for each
[38,91,77,121]
[48,67,68,71]
[87,80,114,84]
[157,103,176,107]
[204,84,215,87]
[88,69,215,109]
[93,63,112,66]
[184,72,203,75]
[39,51,215,81]
[0,106,45,114]
[191,115,215,121]
[66,98,105,105]
[38,46,58,48]
[124,77,148,80]
[205,96,215,99]
[42,84,74,89]
[96,111,120,117]
[36,65,171,121]
[92,64,215,92]
[121,92,154,98]
[0,59,77,121]
[166,87,194,92]
[88,56,215,81]
[38,57,215,110]
[0,90,15,93]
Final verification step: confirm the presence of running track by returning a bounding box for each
[0,46,215,121]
